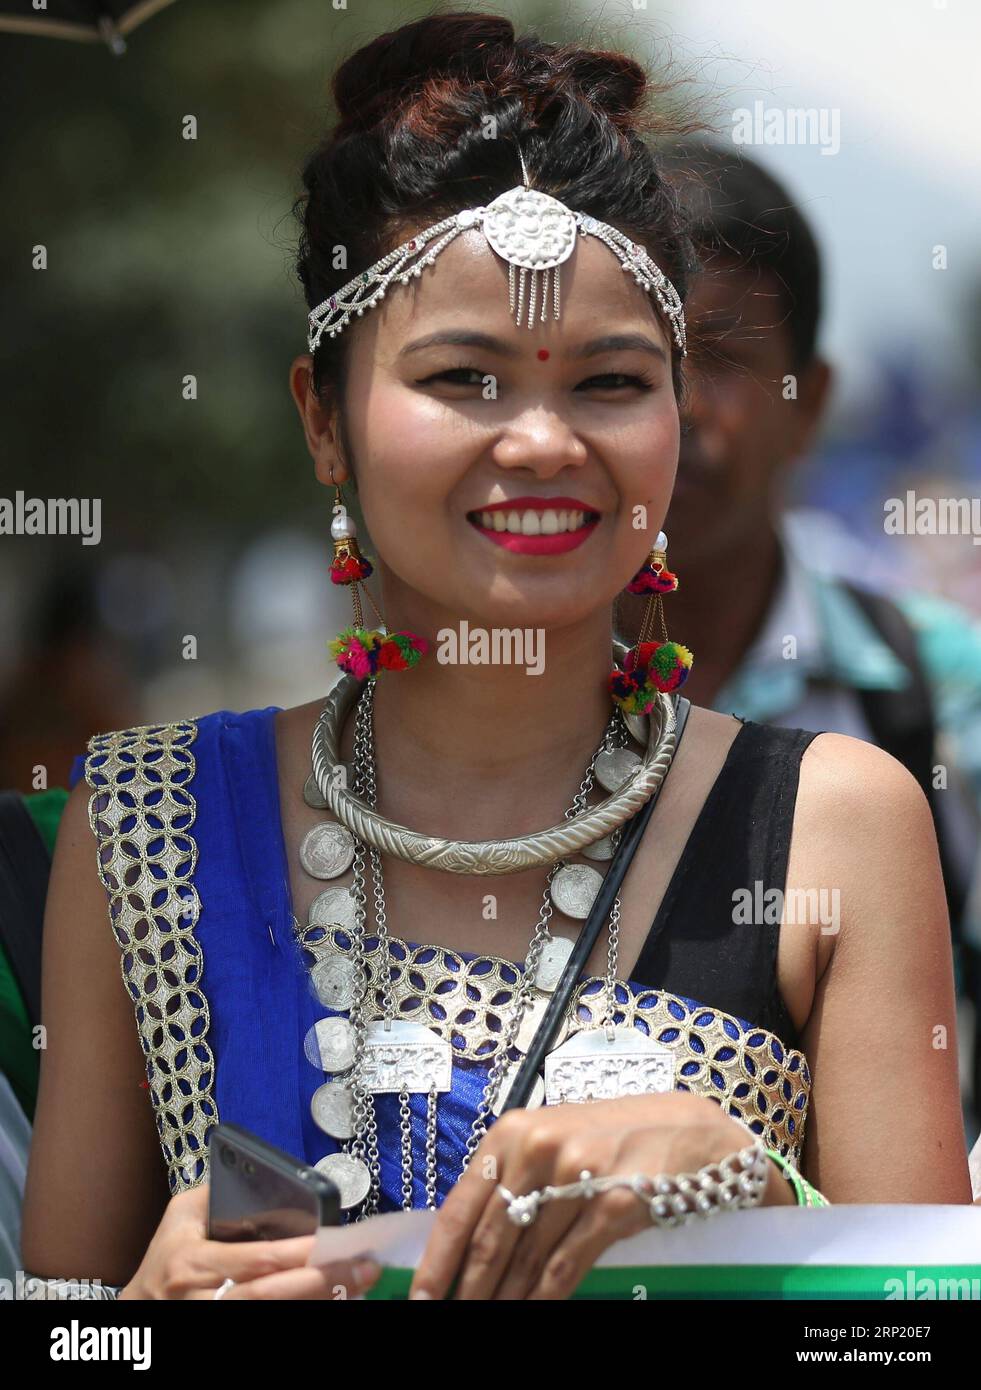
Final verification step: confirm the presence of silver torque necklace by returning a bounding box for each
[298,683,676,1217]
[312,673,679,873]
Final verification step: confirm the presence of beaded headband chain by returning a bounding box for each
[307,180,687,356]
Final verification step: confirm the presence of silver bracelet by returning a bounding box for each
[18,1273,122,1300]
[496,1139,771,1229]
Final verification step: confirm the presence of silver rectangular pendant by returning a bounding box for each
[544,1026,675,1105]
[363,1020,452,1094]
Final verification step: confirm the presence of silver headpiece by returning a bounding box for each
[307,177,687,356]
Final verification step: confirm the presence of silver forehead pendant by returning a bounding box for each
[361,1020,452,1094]
[543,1026,676,1105]
[314,1152,372,1210]
[550,862,604,920]
[299,822,356,880]
[594,747,642,794]
[479,186,580,329]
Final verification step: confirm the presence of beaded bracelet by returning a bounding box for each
[765,1149,830,1207]
[497,1139,773,1229]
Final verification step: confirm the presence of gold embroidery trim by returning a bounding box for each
[83,719,216,1194]
[296,922,811,1164]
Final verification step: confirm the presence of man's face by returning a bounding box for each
[665,254,825,565]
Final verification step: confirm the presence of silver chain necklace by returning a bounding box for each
[303,684,674,1216]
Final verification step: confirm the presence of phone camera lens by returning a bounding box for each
[220,1145,237,1168]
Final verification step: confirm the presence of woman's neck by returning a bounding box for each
[360,599,617,840]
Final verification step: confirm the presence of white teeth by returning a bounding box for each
[474,507,596,535]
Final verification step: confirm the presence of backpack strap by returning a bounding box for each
[841,581,967,936]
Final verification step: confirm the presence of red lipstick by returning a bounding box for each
[466,497,601,556]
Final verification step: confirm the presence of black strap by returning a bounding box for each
[841,582,967,936]
[0,790,51,1030]
[500,695,692,1112]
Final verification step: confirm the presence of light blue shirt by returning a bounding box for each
[713,521,981,950]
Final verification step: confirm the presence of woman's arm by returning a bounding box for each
[20,779,172,1286]
[793,731,972,1203]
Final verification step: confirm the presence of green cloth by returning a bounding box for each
[0,787,69,1121]
[0,936,34,1120]
[23,787,69,858]
[365,1262,981,1300]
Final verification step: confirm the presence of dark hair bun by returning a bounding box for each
[332,13,518,133]
[331,11,648,135]
[296,10,702,406]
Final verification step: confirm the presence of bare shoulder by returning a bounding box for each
[274,695,328,775]
[794,728,936,860]
[789,731,969,1201]
[672,701,743,765]
[790,728,942,971]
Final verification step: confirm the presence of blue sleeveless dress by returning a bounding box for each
[69,705,813,1212]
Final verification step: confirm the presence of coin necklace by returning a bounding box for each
[299,685,672,1215]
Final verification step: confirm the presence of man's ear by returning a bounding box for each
[791,356,833,459]
[288,354,350,487]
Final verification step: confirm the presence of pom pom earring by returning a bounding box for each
[327,471,428,678]
[609,531,693,714]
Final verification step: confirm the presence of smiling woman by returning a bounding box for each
[19,8,974,1304]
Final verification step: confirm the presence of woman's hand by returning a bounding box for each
[409,1091,790,1301]
[119,1184,381,1300]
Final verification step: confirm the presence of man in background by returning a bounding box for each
[616,139,981,1135]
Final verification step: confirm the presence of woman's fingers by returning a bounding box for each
[193,1255,382,1301]
[525,1184,655,1300]
[188,1232,318,1285]
[482,1195,581,1301]
[409,1111,528,1299]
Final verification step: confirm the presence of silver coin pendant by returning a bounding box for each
[594,747,642,794]
[550,863,604,920]
[299,822,356,880]
[308,887,358,931]
[311,1080,355,1139]
[491,1061,545,1116]
[514,994,570,1054]
[533,934,575,992]
[581,833,615,862]
[314,1152,371,1210]
[311,954,360,1010]
[304,1016,356,1073]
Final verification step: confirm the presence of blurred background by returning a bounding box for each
[2,0,979,780]
[2,0,981,1166]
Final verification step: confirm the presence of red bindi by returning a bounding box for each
[536,348,550,361]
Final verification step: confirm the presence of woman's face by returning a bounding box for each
[306,227,680,632]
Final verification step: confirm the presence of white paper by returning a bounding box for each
[308,1204,981,1271]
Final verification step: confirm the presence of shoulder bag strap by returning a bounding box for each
[501,694,692,1111]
